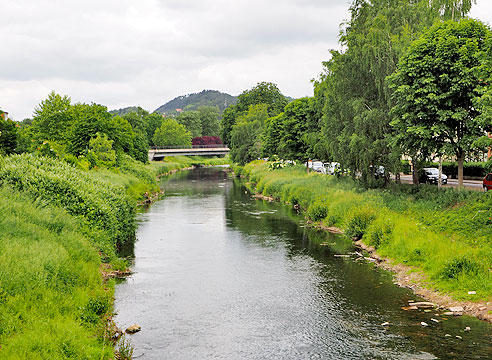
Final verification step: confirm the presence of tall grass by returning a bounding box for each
[240,161,492,300]
[0,187,114,359]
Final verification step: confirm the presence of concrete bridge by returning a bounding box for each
[148,145,230,161]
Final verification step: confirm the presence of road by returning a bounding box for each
[398,174,484,191]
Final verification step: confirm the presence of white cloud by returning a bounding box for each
[3,0,490,120]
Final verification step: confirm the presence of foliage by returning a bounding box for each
[313,0,475,185]
[262,97,316,160]
[230,104,269,165]
[0,154,136,253]
[176,111,202,138]
[192,136,223,146]
[198,105,221,137]
[221,82,288,147]
[0,114,18,155]
[154,90,237,115]
[0,187,114,359]
[153,118,192,147]
[389,19,492,186]
[87,133,117,168]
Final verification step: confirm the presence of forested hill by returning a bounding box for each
[154,90,237,114]
[109,106,143,116]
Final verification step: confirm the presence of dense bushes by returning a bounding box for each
[0,154,135,253]
[240,160,492,300]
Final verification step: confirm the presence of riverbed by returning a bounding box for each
[115,167,492,359]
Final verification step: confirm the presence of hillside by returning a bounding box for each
[154,90,237,114]
[109,106,146,116]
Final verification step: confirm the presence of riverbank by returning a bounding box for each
[0,154,228,358]
[236,160,492,322]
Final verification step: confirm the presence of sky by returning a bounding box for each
[1,0,492,121]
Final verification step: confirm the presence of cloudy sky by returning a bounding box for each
[1,0,492,120]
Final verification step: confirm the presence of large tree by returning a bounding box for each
[221,82,287,146]
[389,19,492,188]
[313,0,476,185]
[176,111,202,138]
[230,104,269,165]
[153,118,192,147]
[0,112,18,155]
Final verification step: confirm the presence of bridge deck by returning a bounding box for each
[149,147,230,160]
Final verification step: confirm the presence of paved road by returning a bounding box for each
[398,174,484,191]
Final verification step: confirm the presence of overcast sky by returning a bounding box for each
[1,0,492,120]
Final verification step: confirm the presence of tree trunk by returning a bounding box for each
[457,152,464,189]
[395,172,401,184]
[411,157,419,185]
[438,156,443,189]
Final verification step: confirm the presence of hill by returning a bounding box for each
[109,106,146,116]
[154,90,237,114]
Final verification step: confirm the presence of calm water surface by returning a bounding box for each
[115,168,492,359]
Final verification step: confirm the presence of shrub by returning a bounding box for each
[440,257,482,280]
[345,207,377,239]
[307,200,329,222]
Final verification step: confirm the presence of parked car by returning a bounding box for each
[483,173,492,192]
[324,162,340,175]
[419,168,447,185]
[370,165,385,179]
[311,161,326,174]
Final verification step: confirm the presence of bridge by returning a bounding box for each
[148,145,230,161]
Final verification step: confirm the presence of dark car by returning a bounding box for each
[419,167,448,185]
[483,173,492,192]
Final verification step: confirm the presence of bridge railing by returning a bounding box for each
[150,145,229,150]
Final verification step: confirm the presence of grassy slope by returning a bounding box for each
[0,154,228,358]
[238,161,492,301]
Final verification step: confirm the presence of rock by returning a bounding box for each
[449,306,464,316]
[479,306,487,311]
[443,312,454,316]
[125,324,141,334]
[424,310,432,313]
[381,322,390,327]
[456,335,463,340]
[401,306,419,311]
[464,327,471,332]
[409,302,435,309]
[431,318,439,323]
[468,291,476,295]
[445,334,452,337]
[421,322,429,327]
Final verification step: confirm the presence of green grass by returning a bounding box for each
[239,161,492,301]
[0,153,229,357]
[0,187,114,359]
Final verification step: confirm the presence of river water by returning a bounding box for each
[115,167,492,359]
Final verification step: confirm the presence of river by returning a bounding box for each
[115,167,492,359]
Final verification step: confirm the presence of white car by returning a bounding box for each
[306,161,326,174]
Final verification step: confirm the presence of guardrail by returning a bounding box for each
[150,144,228,150]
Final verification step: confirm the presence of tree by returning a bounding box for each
[86,133,117,168]
[198,106,220,137]
[144,113,165,146]
[176,111,202,138]
[389,19,492,188]
[314,0,474,185]
[230,104,269,165]
[30,91,73,145]
[221,82,288,146]
[0,112,18,155]
[153,118,192,147]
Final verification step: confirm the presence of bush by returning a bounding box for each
[307,200,329,222]
[345,207,377,239]
[440,257,482,280]
[0,154,135,252]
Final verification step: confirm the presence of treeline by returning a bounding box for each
[0,92,223,166]
[222,0,492,188]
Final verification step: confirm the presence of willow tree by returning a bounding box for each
[389,19,492,188]
[314,0,475,184]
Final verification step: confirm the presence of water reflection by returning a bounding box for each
[115,168,491,359]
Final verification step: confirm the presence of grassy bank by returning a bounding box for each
[237,161,492,302]
[0,154,228,358]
